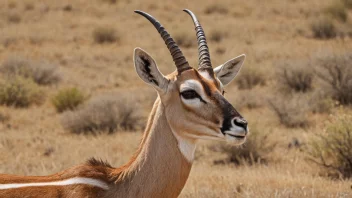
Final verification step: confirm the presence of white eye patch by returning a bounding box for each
[180,80,209,106]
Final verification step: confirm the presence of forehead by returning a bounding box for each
[173,69,221,93]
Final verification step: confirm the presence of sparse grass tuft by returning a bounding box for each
[215,127,275,165]
[209,30,227,43]
[342,0,352,8]
[314,52,352,105]
[268,94,310,128]
[8,13,21,23]
[0,112,10,123]
[93,27,118,44]
[0,77,44,108]
[0,56,61,85]
[235,65,266,90]
[61,93,143,134]
[204,4,228,15]
[174,30,195,48]
[307,115,352,178]
[325,1,348,22]
[310,17,337,39]
[277,61,314,93]
[52,88,86,113]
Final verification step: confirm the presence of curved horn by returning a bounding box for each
[134,10,191,73]
[183,9,213,73]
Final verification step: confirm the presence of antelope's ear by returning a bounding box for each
[134,48,169,92]
[214,54,246,86]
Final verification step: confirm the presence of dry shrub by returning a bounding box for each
[0,77,44,108]
[0,112,10,123]
[325,1,348,22]
[209,30,227,43]
[311,17,337,39]
[268,94,310,128]
[342,0,352,8]
[1,56,61,85]
[230,90,263,110]
[309,91,335,114]
[307,114,352,178]
[62,93,142,134]
[8,13,21,23]
[215,127,275,165]
[235,66,266,90]
[52,88,86,113]
[204,4,228,15]
[174,30,195,48]
[314,52,352,105]
[93,27,118,44]
[277,61,314,93]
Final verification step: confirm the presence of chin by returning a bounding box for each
[225,134,247,145]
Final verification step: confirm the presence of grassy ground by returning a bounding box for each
[1,0,352,197]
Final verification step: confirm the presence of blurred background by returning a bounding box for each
[0,0,352,197]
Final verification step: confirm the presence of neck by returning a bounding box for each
[110,97,195,197]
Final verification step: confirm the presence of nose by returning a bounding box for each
[233,117,248,133]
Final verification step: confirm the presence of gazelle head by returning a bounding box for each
[134,10,248,145]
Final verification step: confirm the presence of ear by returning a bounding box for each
[214,54,246,86]
[134,48,169,92]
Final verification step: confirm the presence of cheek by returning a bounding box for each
[181,98,203,108]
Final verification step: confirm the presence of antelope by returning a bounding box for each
[0,9,248,198]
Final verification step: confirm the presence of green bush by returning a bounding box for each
[61,93,143,134]
[0,77,44,107]
[52,88,85,113]
[307,115,352,178]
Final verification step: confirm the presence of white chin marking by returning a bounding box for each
[0,177,109,190]
[170,129,196,162]
[225,134,246,145]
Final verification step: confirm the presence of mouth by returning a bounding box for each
[225,133,246,139]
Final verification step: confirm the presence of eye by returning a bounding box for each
[180,90,200,100]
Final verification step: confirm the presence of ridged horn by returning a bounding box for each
[183,9,213,73]
[134,10,191,73]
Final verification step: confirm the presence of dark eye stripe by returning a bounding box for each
[180,90,207,103]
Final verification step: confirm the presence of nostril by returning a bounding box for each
[233,118,248,130]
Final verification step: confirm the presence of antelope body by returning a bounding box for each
[0,9,248,198]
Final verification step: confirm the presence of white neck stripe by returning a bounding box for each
[0,177,109,190]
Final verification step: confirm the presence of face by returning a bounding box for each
[134,48,248,145]
[164,69,248,145]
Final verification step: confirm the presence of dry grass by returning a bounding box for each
[0,77,44,108]
[314,52,352,105]
[277,60,314,93]
[52,88,86,113]
[310,17,337,39]
[0,0,351,197]
[204,4,228,15]
[235,65,266,90]
[174,30,195,48]
[7,12,21,23]
[1,56,61,85]
[325,1,348,22]
[307,114,352,179]
[92,27,118,44]
[61,93,142,134]
[268,94,310,128]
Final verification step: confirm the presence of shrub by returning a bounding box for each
[342,0,352,8]
[61,93,142,134]
[325,1,348,22]
[307,115,352,178]
[277,61,314,93]
[309,91,335,114]
[52,88,86,113]
[174,30,195,48]
[230,90,263,110]
[93,27,118,44]
[8,13,21,23]
[215,127,275,165]
[0,112,10,123]
[0,56,61,85]
[0,77,44,108]
[209,30,227,43]
[235,66,266,90]
[268,94,310,128]
[204,4,228,15]
[311,17,337,39]
[314,52,352,105]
